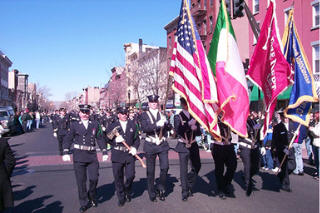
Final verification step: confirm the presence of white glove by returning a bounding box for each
[260,147,266,155]
[188,119,196,126]
[191,125,197,131]
[102,126,106,131]
[129,147,137,156]
[283,148,289,155]
[155,138,161,146]
[102,155,109,161]
[156,120,165,127]
[53,132,57,138]
[115,135,124,143]
[62,154,71,162]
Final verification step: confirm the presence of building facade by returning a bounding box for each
[0,51,12,106]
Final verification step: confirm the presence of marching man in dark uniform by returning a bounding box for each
[238,115,261,196]
[140,95,170,202]
[272,111,294,192]
[211,119,237,199]
[174,98,201,201]
[62,104,109,213]
[106,106,140,207]
[53,108,70,156]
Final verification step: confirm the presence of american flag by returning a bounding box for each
[169,0,220,138]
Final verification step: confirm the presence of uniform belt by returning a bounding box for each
[145,136,165,144]
[239,142,258,149]
[113,146,129,152]
[213,141,232,146]
[73,144,96,151]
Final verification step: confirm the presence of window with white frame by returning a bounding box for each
[253,0,259,14]
[312,42,319,74]
[312,1,319,28]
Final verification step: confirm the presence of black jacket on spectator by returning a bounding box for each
[0,140,16,211]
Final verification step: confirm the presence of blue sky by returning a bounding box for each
[1,0,181,101]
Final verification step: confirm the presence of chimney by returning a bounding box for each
[139,38,143,56]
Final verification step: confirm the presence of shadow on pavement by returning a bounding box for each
[194,173,216,197]
[97,182,115,204]
[33,201,63,213]
[303,165,317,176]
[13,195,58,213]
[203,170,218,196]
[13,185,36,201]
[132,178,147,199]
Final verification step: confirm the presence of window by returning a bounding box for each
[312,42,320,74]
[198,0,201,8]
[203,20,207,35]
[168,36,172,50]
[312,1,319,28]
[210,0,213,6]
[210,16,213,32]
[204,0,207,9]
[253,0,259,14]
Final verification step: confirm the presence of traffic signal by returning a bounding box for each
[233,0,245,18]
[225,0,231,17]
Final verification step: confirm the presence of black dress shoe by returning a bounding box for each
[158,190,165,201]
[118,199,126,207]
[91,200,98,207]
[298,172,304,176]
[79,205,89,213]
[150,197,157,202]
[125,193,132,202]
[182,195,188,201]
[218,191,226,200]
[280,186,292,192]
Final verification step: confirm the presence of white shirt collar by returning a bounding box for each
[149,108,158,118]
[81,119,89,129]
[120,120,127,132]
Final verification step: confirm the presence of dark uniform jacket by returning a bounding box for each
[174,111,201,153]
[272,121,295,154]
[0,140,16,210]
[63,120,107,162]
[140,110,170,154]
[239,118,261,147]
[53,115,70,136]
[106,120,140,163]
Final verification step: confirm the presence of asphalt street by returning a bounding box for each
[3,124,319,213]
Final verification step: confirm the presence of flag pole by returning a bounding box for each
[276,123,301,175]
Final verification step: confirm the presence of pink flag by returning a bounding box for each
[247,0,292,137]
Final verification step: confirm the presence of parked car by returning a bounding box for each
[0,106,15,136]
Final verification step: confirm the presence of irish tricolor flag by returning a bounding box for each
[208,0,249,138]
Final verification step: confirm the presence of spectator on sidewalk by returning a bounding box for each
[262,124,274,170]
[309,111,320,180]
[0,138,16,212]
[292,124,308,176]
[35,111,41,129]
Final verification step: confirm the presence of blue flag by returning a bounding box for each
[283,10,318,126]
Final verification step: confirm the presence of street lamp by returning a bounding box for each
[128,90,131,106]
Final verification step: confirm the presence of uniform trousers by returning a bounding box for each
[277,152,290,189]
[73,160,99,207]
[178,143,201,197]
[145,150,169,199]
[112,160,135,202]
[57,135,65,155]
[211,144,237,192]
[239,146,260,187]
